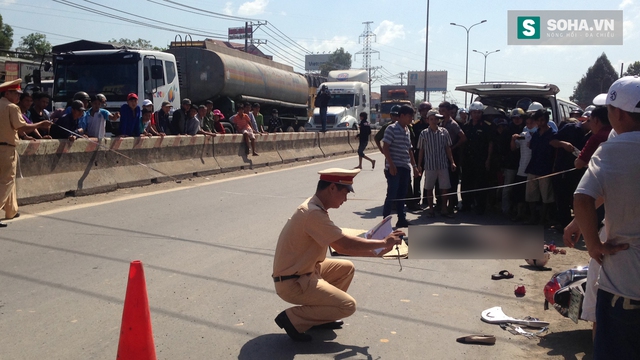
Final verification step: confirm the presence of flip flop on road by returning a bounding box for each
[456,334,496,345]
[491,270,514,280]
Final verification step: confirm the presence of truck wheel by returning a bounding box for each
[223,123,234,134]
[285,126,295,132]
[297,126,306,132]
[352,123,358,130]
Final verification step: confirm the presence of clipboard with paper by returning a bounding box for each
[330,216,409,259]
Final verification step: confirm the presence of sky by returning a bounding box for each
[2,0,638,106]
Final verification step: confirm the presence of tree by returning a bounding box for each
[571,53,618,106]
[16,33,51,58]
[319,48,352,76]
[108,38,165,51]
[623,61,640,76]
[0,14,14,54]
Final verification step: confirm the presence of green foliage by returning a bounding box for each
[109,38,164,50]
[623,61,640,76]
[319,48,352,76]
[571,53,618,105]
[16,33,51,59]
[0,14,14,54]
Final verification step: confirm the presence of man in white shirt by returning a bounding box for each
[573,76,640,359]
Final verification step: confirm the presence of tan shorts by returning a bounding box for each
[525,174,554,203]
[424,168,451,190]
[242,128,255,140]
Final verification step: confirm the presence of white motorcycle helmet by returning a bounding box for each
[584,105,596,112]
[469,101,484,112]
[525,251,551,268]
[527,102,544,113]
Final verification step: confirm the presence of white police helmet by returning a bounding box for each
[469,101,484,112]
[527,102,544,113]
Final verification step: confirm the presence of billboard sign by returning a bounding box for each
[228,26,252,40]
[408,71,447,92]
[304,54,331,71]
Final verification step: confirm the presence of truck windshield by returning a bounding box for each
[328,94,355,107]
[53,53,139,103]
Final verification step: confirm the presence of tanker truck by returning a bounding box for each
[166,40,310,133]
[306,69,370,131]
[51,39,311,134]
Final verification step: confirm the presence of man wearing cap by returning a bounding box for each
[438,102,466,213]
[573,76,640,359]
[171,98,191,135]
[381,105,420,228]
[118,93,141,137]
[410,102,432,208]
[85,94,118,138]
[460,101,493,214]
[0,79,52,226]
[273,168,405,341]
[499,109,525,216]
[50,100,87,140]
[154,101,172,135]
[201,100,216,133]
[417,110,456,217]
[458,108,468,125]
[267,109,282,133]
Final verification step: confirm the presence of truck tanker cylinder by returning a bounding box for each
[167,47,308,107]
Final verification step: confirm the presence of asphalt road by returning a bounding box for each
[0,152,592,359]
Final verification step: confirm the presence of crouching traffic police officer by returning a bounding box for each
[272,168,404,341]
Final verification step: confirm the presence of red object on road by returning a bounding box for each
[116,260,157,360]
[514,285,526,297]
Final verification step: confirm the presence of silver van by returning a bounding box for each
[455,82,581,125]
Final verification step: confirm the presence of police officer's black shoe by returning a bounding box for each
[275,311,312,342]
[0,221,6,228]
[311,320,343,330]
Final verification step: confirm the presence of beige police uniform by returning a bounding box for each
[273,195,356,333]
[0,96,26,219]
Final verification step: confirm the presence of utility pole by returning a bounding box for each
[355,21,380,113]
[399,72,405,85]
[243,21,268,54]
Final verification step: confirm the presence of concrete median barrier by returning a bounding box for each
[211,133,255,172]
[14,129,359,205]
[16,135,221,205]
[276,132,324,163]
[318,131,353,157]
[252,133,283,167]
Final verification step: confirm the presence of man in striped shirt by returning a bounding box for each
[417,110,457,217]
[381,105,419,228]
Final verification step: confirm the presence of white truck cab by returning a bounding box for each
[307,70,370,131]
[52,49,181,114]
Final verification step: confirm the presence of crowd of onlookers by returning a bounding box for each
[375,98,609,232]
[17,91,287,148]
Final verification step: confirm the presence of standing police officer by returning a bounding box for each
[0,79,52,226]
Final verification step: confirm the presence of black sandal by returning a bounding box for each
[491,270,514,280]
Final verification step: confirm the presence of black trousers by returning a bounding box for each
[460,160,488,213]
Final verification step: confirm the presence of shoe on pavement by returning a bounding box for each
[395,219,411,228]
[0,221,7,228]
[275,311,312,342]
[311,320,344,330]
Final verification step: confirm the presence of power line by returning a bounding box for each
[259,26,308,59]
[53,0,226,39]
[261,44,301,69]
[157,0,262,22]
[265,23,311,54]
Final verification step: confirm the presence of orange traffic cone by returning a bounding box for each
[116,260,157,360]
